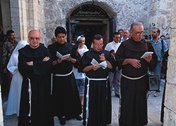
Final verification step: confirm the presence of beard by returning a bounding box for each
[152,35,157,39]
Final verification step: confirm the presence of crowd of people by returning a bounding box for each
[0,21,169,126]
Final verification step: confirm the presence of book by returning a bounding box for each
[91,58,107,69]
[141,51,153,58]
[56,51,70,60]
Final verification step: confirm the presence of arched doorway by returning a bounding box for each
[67,3,116,48]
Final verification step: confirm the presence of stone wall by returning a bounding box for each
[163,0,176,125]
[2,0,172,43]
[148,0,172,37]
[43,0,150,45]
[10,0,45,41]
[43,0,174,45]
[6,0,173,44]
[10,0,21,40]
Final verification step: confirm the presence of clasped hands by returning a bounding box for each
[26,56,50,66]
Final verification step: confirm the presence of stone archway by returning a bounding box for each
[66,3,116,48]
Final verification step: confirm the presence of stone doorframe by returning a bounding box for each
[66,2,116,46]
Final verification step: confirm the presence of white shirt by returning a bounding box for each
[77,45,88,57]
[105,41,121,53]
[73,45,88,79]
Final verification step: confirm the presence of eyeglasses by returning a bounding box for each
[132,31,144,35]
[29,37,40,40]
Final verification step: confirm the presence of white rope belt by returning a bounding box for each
[86,77,108,81]
[27,78,31,117]
[122,73,147,80]
[50,74,53,95]
[54,68,73,77]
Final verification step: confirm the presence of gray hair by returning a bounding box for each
[130,22,143,31]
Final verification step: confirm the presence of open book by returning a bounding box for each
[56,51,70,60]
[141,51,153,58]
[91,58,107,69]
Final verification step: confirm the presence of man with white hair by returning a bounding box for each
[18,30,54,126]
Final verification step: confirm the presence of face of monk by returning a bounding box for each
[56,33,67,44]
[93,38,104,52]
[130,24,144,42]
[28,30,41,48]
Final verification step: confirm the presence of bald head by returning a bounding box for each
[28,30,41,38]
[28,29,41,48]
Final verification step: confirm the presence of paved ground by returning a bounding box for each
[3,80,165,126]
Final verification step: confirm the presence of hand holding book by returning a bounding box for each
[91,58,107,69]
[141,52,153,58]
[56,51,70,60]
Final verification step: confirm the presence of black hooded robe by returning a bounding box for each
[81,49,115,126]
[115,38,157,126]
[48,42,82,120]
[18,44,54,126]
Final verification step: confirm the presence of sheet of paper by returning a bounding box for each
[141,52,153,58]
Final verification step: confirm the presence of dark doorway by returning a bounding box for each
[67,3,116,49]
[72,23,107,48]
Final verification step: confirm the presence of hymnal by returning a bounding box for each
[141,52,153,58]
[91,58,107,69]
[56,51,70,60]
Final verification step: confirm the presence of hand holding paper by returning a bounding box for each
[141,52,153,58]
[99,61,107,69]
[91,58,107,69]
[56,51,70,60]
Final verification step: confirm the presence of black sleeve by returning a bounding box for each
[115,44,126,70]
[79,52,92,73]
[70,44,80,68]
[105,51,116,72]
[18,50,33,78]
[33,48,52,75]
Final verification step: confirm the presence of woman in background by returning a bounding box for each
[6,40,28,116]
[72,35,88,107]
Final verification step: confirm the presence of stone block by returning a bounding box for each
[167,55,176,83]
[164,108,176,126]
[164,84,176,112]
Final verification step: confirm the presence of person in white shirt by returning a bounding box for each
[122,29,130,41]
[105,32,121,97]
[119,29,130,43]
[73,35,88,107]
